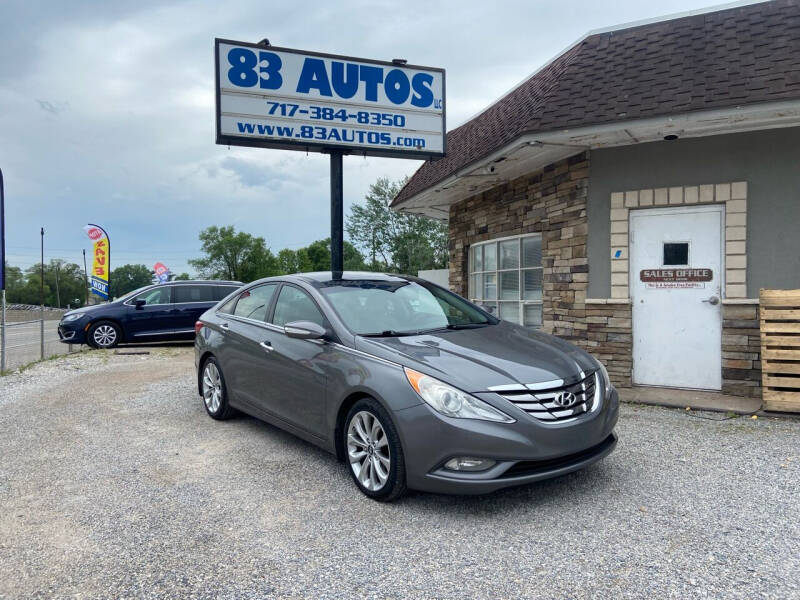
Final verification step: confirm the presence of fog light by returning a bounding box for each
[444,457,496,472]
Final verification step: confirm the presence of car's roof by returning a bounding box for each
[290,271,413,284]
[166,280,242,285]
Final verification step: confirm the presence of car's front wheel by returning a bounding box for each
[201,357,235,420]
[87,321,121,349]
[345,398,407,502]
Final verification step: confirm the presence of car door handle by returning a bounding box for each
[220,323,230,332]
[259,341,274,353]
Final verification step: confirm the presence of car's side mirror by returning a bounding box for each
[134,299,146,309]
[284,321,326,340]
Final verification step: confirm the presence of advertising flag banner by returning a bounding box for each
[84,224,109,300]
[153,262,170,284]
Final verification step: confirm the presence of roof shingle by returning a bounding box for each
[394,0,800,206]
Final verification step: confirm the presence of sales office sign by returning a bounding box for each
[215,39,445,159]
[640,268,713,289]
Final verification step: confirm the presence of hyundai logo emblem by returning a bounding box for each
[554,391,577,407]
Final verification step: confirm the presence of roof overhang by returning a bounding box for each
[393,99,800,219]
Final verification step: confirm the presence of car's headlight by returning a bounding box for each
[597,361,611,392]
[404,368,515,423]
[61,313,83,323]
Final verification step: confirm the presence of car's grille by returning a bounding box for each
[494,372,599,422]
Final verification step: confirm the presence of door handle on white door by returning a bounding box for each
[220,323,230,332]
[259,341,274,353]
[702,296,720,305]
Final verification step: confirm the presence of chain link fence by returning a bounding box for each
[1,304,83,372]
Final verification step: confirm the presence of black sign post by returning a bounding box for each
[329,151,344,277]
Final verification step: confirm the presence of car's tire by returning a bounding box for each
[200,356,236,420]
[344,398,407,502]
[87,320,121,349]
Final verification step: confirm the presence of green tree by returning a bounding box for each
[189,225,280,283]
[172,272,191,281]
[346,177,448,274]
[275,240,364,274]
[277,248,301,274]
[110,264,153,298]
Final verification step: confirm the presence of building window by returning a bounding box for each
[468,234,543,328]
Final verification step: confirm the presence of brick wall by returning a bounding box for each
[722,303,761,397]
[448,152,589,343]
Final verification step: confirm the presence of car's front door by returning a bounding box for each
[256,284,330,436]
[124,286,174,340]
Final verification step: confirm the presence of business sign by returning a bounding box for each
[640,268,712,289]
[153,262,170,284]
[84,224,109,300]
[215,39,445,159]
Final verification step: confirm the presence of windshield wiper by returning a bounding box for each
[445,323,491,330]
[360,330,420,337]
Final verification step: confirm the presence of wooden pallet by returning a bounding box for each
[760,289,800,412]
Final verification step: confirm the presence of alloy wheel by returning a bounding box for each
[202,361,222,413]
[347,410,390,491]
[93,324,117,347]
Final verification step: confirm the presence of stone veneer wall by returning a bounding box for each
[448,152,589,344]
[722,303,761,398]
[585,300,633,387]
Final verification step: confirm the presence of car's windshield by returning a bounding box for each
[318,280,495,336]
[117,285,152,303]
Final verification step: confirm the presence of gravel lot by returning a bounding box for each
[0,347,798,599]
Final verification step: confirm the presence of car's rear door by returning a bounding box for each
[219,283,280,407]
[171,284,218,336]
[123,286,174,339]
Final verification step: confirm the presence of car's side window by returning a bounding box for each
[132,286,171,305]
[173,285,214,303]
[213,285,239,301]
[272,286,324,328]
[232,284,277,322]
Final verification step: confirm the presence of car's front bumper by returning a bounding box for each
[394,387,620,495]
[57,322,88,344]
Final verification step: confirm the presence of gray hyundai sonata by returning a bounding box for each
[194,272,618,501]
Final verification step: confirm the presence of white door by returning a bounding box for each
[630,205,723,390]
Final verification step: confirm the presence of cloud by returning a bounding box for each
[0,0,717,274]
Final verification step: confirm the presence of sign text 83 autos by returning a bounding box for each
[215,40,445,158]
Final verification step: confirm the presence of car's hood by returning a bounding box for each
[63,304,107,318]
[356,321,598,392]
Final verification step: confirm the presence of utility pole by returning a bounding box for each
[0,167,6,373]
[40,227,44,360]
[82,249,89,305]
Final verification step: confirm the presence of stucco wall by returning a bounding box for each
[587,126,800,298]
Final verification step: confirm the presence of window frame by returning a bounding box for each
[468,233,543,328]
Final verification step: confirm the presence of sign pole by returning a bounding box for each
[330,150,344,277]
[0,167,6,373]
[82,249,89,305]
[40,227,44,360]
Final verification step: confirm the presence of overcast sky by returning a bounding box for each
[0,0,749,275]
